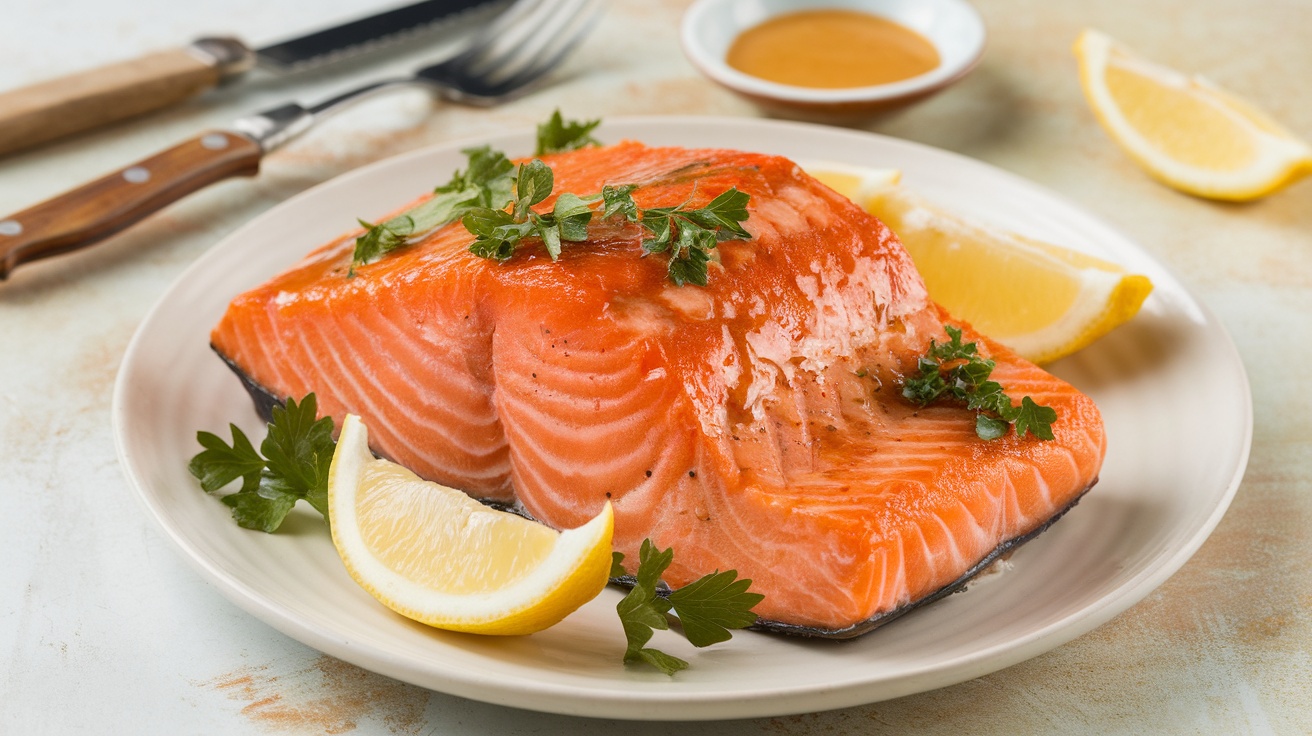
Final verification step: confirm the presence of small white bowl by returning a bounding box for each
[681,0,986,117]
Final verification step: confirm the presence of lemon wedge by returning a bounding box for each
[808,162,902,208]
[1075,28,1312,201]
[328,414,613,635]
[864,185,1153,364]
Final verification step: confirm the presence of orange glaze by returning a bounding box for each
[726,9,941,89]
[211,142,1105,634]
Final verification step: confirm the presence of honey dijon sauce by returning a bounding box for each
[726,10,941,89]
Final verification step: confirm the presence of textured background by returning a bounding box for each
[1,0,1309,732]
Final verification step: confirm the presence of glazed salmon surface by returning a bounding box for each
[212,141,1105,634]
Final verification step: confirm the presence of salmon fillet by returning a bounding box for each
[211,141,1105,636]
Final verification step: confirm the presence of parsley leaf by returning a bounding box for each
[189,394,337,532]
[535,110,601,155]
[678,187,752,239]
[667,569,764,647]
[604,184,752,286]
[629,646,690,677]
[610,551,629,579]
[899,327,1058,441]
[975,414,1011,441]
[463,159,597,263]
[613,539,762,675]
[552,192,595,241]
[435,145,515,206]
[515,159,554,214]
[900,358,949,406]
[189,424,264,494]
[351,146,515,272]
[666,243,713,287]
[351,216,414,271]
[1010,396,1058,440]
[261,395,336,519]
[220,485,298,533]
[928,324,978,361]
[615,541,686,675]
[601,184,639,221]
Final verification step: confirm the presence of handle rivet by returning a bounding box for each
[123,167,151,184]
[201,133,230,150]
[0,220,21,236]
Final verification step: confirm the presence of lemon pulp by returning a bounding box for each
[1075,29,1312,200]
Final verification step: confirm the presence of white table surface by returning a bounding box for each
[2,0,1310,733]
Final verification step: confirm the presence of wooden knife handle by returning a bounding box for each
[0,38,253,157]
[0,131,262,280]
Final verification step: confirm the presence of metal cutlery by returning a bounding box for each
[0,0,509,157]
[0,0,602,281]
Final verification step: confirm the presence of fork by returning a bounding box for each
[0,0,602,281]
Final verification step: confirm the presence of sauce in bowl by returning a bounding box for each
[726,9,941,89]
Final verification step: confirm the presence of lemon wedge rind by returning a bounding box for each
[1075,29,1312,201]
[329,414,613,636]
[1004,264,1154,365]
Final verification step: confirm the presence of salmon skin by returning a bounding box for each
[211,141,1106,637]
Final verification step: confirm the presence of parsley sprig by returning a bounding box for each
[535,110,601,155]
[603,185,752,286]
[352,146,515,272]
[901,326,1057,440]
[354,107,599,271]
[188,394,336,532]
[613,539,764,676]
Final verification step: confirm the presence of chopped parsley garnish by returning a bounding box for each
[901,325,1058,441]
[613,539,764,676]
[188,393,336,532]
[350,111,752,286]
[463,169,752,286]
[535,109,601,155]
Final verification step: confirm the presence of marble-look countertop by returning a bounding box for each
[2,0,1308,732]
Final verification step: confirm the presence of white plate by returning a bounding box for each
[112,117,1251,721]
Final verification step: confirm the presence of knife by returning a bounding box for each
[0,0,507,157]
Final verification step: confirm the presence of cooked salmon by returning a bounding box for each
[211,141,1105,636]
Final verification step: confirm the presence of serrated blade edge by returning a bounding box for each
[255,0,508,72]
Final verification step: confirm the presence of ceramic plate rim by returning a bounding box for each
[112,115,1252,720]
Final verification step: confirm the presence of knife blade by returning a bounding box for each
[0,0,508,157]
[254,0,508,71]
